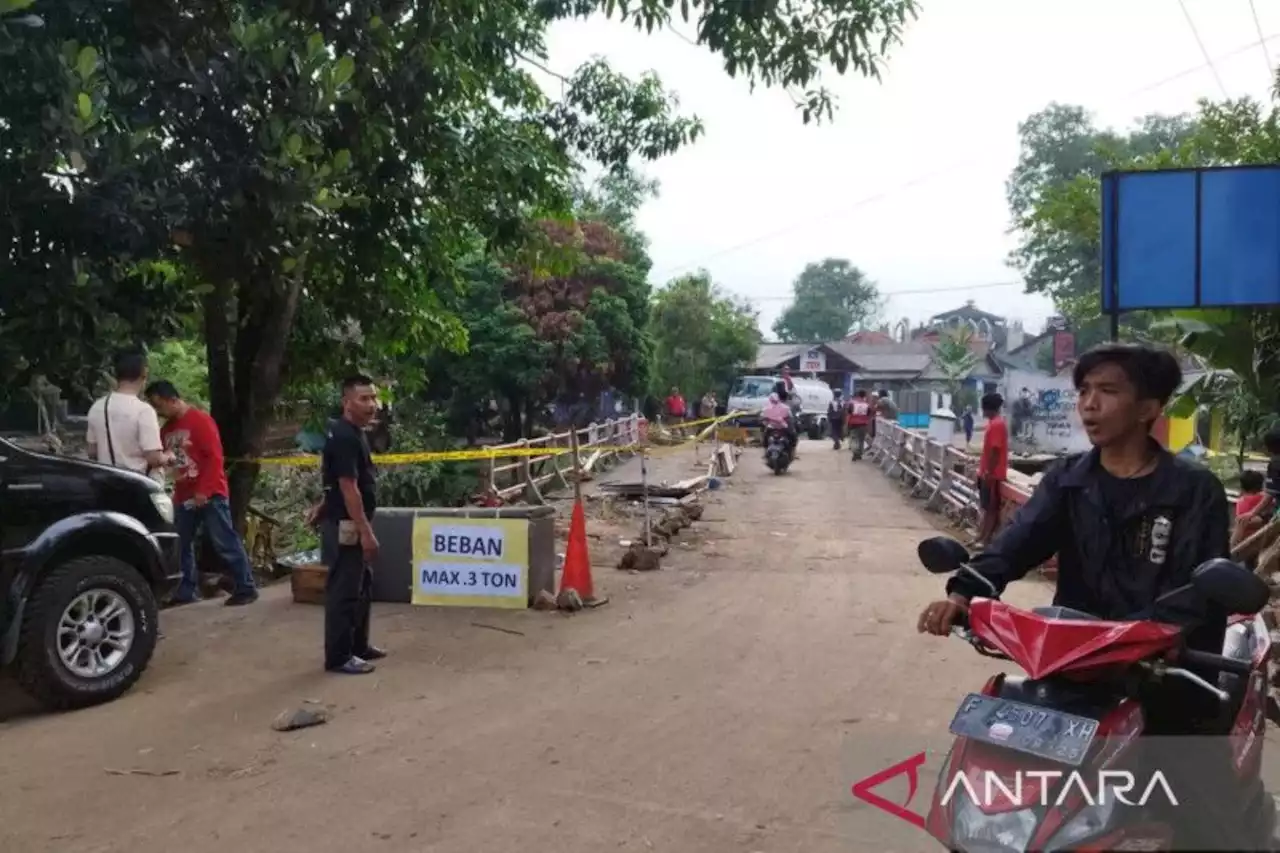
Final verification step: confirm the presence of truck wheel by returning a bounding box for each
[807,420,824,441]
[13,555,159,711]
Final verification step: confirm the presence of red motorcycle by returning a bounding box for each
[917,536,1275,851]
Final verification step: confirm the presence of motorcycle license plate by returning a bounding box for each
[947,693,1100,767]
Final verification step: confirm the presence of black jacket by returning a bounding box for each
[948,442,1230,657]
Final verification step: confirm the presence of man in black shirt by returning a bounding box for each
[313,374,385,675]
[916,344,1274,848]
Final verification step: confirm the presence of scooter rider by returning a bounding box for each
[917,343,1273,849]
[762,388,799,457]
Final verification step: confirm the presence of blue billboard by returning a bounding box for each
[1101,166,1280,312]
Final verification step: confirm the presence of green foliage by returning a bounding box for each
[650,270,761,398]
[540,0,918,124]
[1006,104,1198,323]
[146,339,210,409]
[425,217,653,440]
[931,327,978,399]
[1159,310,1280,461]
[772,258,881,342]
[375,400,483,508]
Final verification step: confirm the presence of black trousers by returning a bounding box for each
[321,521,374,669]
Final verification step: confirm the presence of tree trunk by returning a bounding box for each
[502,394,522,442]
[204,272,304,532]
[524,397,537,438]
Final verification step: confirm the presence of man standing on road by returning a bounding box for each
[87,350,173,479]
[146,381,259,607]
[846,389,872,460]
[827,390,845,449]
[974,393,1008,546]
[313,374,386,675]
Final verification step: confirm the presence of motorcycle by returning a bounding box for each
[917,536,1275,851]
[763,426,793,475]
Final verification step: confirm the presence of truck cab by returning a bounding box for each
[727,375,836,439]
[0,437,179,710]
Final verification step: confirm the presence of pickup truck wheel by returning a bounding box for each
[13,555,159,711]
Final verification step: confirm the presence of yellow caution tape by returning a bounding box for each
[245,411,756,467]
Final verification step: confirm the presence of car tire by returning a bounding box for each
[13,555,159,711]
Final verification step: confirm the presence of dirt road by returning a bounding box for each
[0,440,1118,852]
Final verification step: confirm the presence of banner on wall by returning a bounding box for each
[411,517,529,609]
[1003,370,1091,456]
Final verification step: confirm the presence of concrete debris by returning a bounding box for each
[618,543,663,572]
[556,588,584,611]
[271,706,330,732]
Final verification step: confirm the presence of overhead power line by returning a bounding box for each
[654,31,1280,280]
[726,279,1023,304]
[1248,0,1274,82]
[1177,0,1230,98]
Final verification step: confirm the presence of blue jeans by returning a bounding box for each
[174,495,257,599]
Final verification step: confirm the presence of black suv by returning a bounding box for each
[0,437,179,710]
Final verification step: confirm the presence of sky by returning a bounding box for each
[536,0,1280,340]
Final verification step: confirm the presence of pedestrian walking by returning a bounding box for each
[846,389,872,460]
[828,390,845,449]
[699,391,717,421]
[87,349,172,479]
[311,374,386,675]
[962,407,975,447]
[145,381,259,606]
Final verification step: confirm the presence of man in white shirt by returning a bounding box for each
[86,350,172,479]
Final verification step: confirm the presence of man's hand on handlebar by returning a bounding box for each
[918,593,970,636]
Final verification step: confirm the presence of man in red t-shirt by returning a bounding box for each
[665,386,686,424]
[975,392,1009,545]
[146,381,259,606]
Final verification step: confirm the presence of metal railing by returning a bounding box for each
[866,418,1057,574]
[481,414,645,504]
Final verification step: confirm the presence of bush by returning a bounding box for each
[146,339,210,407]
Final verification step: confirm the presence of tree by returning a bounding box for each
[1006,104,1198,324]
[2,0,919,521]
[772,258,881,342]
[426,217,652,441]
[650,270,760,400]
[931,327,978,405]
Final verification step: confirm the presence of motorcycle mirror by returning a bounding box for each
[1191,558,1270,615]
[917,537,970,575]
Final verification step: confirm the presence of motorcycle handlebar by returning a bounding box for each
[1180,648,1253,676]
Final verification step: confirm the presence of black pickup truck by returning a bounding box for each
[0,437,179,710]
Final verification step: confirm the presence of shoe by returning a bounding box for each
[168,592,201,606]
[225,590,260,606]
[357,645,388,661]
[328,657,376,675]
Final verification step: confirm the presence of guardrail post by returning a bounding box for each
[518,438,543,504]
[923,440,948,508]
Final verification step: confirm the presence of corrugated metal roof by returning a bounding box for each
[752,343,806,369]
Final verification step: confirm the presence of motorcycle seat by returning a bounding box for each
[1032,605,1098,621]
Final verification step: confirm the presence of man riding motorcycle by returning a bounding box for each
[917,343,1274,849]
[761,391,798,459]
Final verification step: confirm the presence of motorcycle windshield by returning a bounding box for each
[968,599,1182,680]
